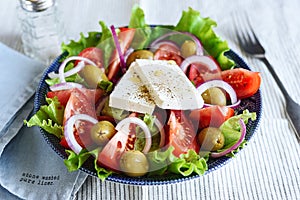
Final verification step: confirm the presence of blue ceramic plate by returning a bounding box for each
[34,49,262,185]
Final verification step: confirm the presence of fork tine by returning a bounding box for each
[245,15,264,49]
[233,12,250,46]
[241,13,262,46]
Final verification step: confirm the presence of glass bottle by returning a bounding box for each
[18,0,64,65]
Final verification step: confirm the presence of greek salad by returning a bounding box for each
[25,6,261,180]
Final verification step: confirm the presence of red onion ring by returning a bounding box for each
[49,82,85,91]
[48,61,85,79]
[58,56,98,83]
[180,55,219,74]
[197,80,238,105]
[123,47,134,65]
[115,117,152,153]
[211,118,246,158]
[110,25,126,73]
[64,114,98,154]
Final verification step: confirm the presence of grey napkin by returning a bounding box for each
[0,43,88,199]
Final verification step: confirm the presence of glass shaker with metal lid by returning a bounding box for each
[18,0,64,64]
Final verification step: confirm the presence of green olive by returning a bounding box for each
[119,150,149,177]
[180,40,197,58]
[197,127,225,151]
[79,65,108,88]
[201,87,227,106]
[126,50,154,67]
[90,121,116,145]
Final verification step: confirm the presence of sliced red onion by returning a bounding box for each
[211,118,246,158]
[124,47,134,64]
[110,25,126,73]
[180,55,220,74]
[154,118,165,148]
[48,61,86,79]
[115,117,152,153]
[64,114,98,154]
[58,56,97,83]
[49,82,85,91]
[197,80,238,105]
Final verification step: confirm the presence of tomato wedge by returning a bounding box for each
[154,43,183,66]
[47,88,104,107]
[107,28,136,80]
[97,130,129,171]
[62,88,100,149]
[74,47,104,69]
[189,106,235,130]
[97,113,137,171]
[219,68,261,99]
[167,110,199,157]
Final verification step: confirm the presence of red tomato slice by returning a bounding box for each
[154,43,183,66]
[97,130,129,171]
[63,88,99,149]
[47,89,73,106]
[219,68,261,99]
[75,47,104,69]
[97,112,138,171]
[107,28,136,80]
[188,56,221,87]
[167,110,199,157]
[189,106,235,130]
[47,88,104,107]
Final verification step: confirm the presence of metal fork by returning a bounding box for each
[234,13,300,142]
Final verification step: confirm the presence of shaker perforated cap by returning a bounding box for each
[19,0,55,12]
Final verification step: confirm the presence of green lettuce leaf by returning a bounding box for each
[219,109,256,154]
[64,149,113,181]
[97,21,114,68]
[61,32,102,57]
[45,62,85,86]
[98,80,113,93]
[174,7,235,70]
[89,149,113,181]
[134,114,161,152]
[129,4,152,49]
[24,97,64,138]
[64,149,92,172]
[147,146,176,176]
[168,149,208,176]
[147,146,208,176]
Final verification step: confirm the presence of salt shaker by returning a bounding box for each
[18,0,64,65]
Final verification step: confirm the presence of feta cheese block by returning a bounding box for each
[109,64,156,114]
[133,59,204,110]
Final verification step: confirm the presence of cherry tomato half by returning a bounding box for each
[154,43,183,66]
[188,56,221,87]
